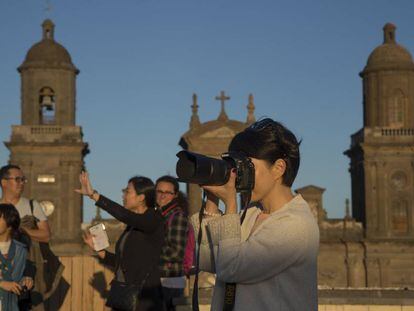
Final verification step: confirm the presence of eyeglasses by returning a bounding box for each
[248,118,274,131]
[3,176,28,184]
[122,188,133,195]
[156,190,175,196]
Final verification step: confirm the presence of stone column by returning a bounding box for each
[58,160,70,241]
[365,257,381,287]
[346,257,366,287]
[379,258,391,286]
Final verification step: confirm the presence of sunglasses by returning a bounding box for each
[3,176,28,184]
[248,118,274,131]
[156,190,175,196]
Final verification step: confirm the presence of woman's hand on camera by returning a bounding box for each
[202,170,237,214]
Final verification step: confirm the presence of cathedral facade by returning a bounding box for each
[178,23,414,290]
[4,19,414,295]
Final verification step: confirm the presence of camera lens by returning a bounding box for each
[176,151,232,185]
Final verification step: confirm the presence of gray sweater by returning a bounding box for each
[191,195,319,311]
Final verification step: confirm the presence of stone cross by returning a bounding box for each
[215,90,230,121]
[44,0,53,15]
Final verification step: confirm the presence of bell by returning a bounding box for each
[41,96,54,111]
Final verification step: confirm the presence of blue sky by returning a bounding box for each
[1,0,413,222]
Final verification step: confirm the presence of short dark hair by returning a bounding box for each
[155,175,179,193]
[128,176,156,209]
[229,118,301,187]
[0,164,21,181]
[0,203,21,233]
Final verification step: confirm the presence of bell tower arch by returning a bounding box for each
[5,20,88,254]
[346,23,414,240]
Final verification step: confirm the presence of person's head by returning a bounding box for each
[0,164,27,198]
[229,118,301,202]
[122,176,156,211]
[155,175,179,208]
[0,203,20,238]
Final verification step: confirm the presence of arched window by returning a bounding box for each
[39,87,56,124]
[388,89,405,128]
[391,199,408,234]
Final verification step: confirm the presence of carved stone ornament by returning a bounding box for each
[200,127,236,138]
[389,170,408,190]
[319,270,337,280]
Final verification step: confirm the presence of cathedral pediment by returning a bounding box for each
[199,126,236,138]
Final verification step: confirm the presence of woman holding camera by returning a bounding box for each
[77,172,165,311]
[191,118,319,311]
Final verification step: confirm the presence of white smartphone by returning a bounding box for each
[89,223,110,251]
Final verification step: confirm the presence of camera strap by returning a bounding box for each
[192,191,207,311]
[192,191,251,311]
[223,191,251,311]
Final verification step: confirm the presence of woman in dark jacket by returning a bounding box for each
[78,171,165,311]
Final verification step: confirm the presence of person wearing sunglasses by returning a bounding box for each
[0,164,51,310]
[0,165,50,245]
[155,176,190,311]
[191,118,319,311]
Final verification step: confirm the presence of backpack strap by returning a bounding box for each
[29,199,34,216]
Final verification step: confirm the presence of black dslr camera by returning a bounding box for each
[176,150,255,193]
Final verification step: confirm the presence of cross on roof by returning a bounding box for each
[44,0,53,15]
[215,90,230,121]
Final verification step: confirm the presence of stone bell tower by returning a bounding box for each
[345,23,414,240]
[5,20,88,254]
[179,92,256,215]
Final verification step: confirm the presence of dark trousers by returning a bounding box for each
[111,285,165,311]
[161,287,184,311]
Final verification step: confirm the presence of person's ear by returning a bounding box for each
[271,159,286,183]
[137,194,146,205]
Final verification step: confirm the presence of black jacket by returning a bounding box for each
[96,195,165,310]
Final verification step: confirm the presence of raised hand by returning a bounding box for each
[75,171,94,197]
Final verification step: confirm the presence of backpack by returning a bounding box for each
[29,200,64,298]
[166,210,195,276]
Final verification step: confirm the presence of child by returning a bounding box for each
[0,203,28,311]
